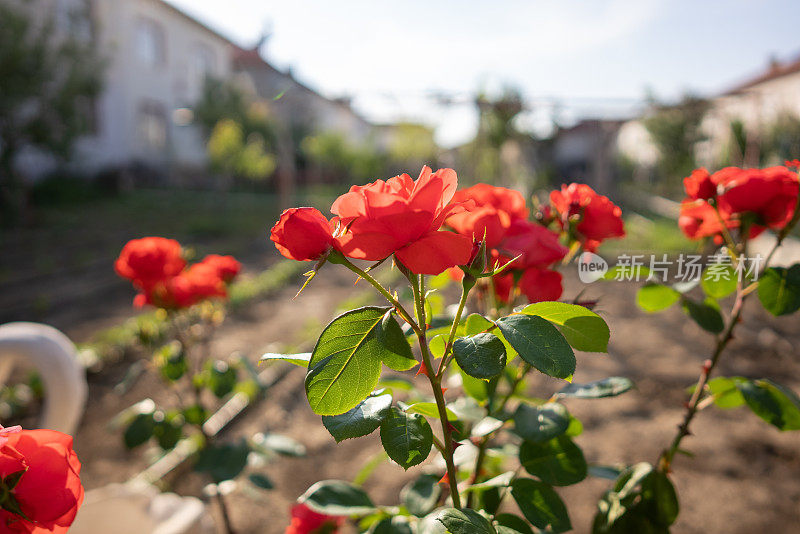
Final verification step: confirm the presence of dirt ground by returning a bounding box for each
[5,247,800,533]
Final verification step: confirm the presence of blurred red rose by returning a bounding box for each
[0,429,84,534]
[683,168,717,200]
[285,503,343,534]
[331,166,473,274]
[677,199,765,243]
[497,219,568,269]
[114,237,185,291]
[197,255,241,283]
[134,264,228,310]
[714,166,799,229]
[492,268,563,304]
[446,184,528,248]
[271,207,337,262]
[550,183,625,247]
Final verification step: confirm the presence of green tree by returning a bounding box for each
[0,2,104,225]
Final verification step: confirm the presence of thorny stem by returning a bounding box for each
[659,233,787,472]
[410,273,462,509]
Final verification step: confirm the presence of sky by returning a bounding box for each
[166,0,800,146]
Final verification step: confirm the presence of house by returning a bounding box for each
[13,0,373,183]
[551,119,625,195]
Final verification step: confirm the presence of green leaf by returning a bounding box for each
[322,393,393,442]
[436,508,496,534]
[194,440,250,482]
[463,471,515,493]
[206,360,238,398]
[758,265,800,316]
[556,377,634,399]
[405,402,457,421]
[464,313,494,335]
[252,432,306,457]
[521,301,610,352]
[471,416,504,438]
[737,378,800,430]
[701,265,738,299]
[155,342,187,381]
[519,435,587,486]
[248,473,274,490]
[514,402,570,442]
[380,407,434,469]
[636,284,680,313]
[182,404,208,426]
[494,514,534,534]
[453,333,507,379]
[510,478,571,533]
[153,413,183,450]
[123,412,155,449]
[496,315,575,380]
[458,365,489,403]
[401,473,442,517]
[707,376,745,409]
[681,298,725,334]
[259,352,311,367]
[305,307,400,415]
[371,517,414,534]
[300,479,376,516]
[378,311,417,371]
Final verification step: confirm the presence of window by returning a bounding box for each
[189,44,216,99]
[136,18,166,68]
[137,101,168,152]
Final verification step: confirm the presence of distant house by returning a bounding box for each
[15,0,373,183]
[617,54,800,172]
[552,119,625,195]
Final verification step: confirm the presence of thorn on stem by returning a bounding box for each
[415,361,428,376]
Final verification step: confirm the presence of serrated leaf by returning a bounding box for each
[300,479,376,516]
[496,315,575,379]
[519,435,587,486]
[305,307,400,415]
[494,514,534,534]
[405,402,457,421]
[322,393,393,442]
[681,298,724,334]
[556,377,634,399]
[707,376,745,409]
[701,265,738,299]
[636,283,680,313]
[737,378,800,430]
[378,311,417,371]
[401,473,442,517]
[758,265,800,316]
[510,478,571,532]
[380,407,433,469]
[436,508,496,534]
[521,301,610,352]
[259,353,311,367]
[514,403,570,442]
[453,333,507,379]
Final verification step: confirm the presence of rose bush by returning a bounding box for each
[550,183,625,252]
[0,426,83,534]
[265,169,629,533]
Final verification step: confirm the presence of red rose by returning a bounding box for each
[492,268,563,304]
[331,166,473,275]
[714,166,799,229]
[447,184,528,248]
[285,503,343,534]
[683,168,717,200]
[677,199,764,243]
[550,183,625,246]
[114,237,185,291]
[271,208,336,262]
[135,265,227,309]
[0,429,84,533]
[197,255,241,283]
[497,220,568,270]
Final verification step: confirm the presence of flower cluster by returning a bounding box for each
[549,183,626,252]
[0,425,84,533]
[679,165,800,242]
[115,237,241,309]
[446,184,568,303]
[271,166,473,275]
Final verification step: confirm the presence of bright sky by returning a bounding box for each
[166,0,800,146]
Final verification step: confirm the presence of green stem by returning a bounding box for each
[438,281,471,377]
[412,274,462,509]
